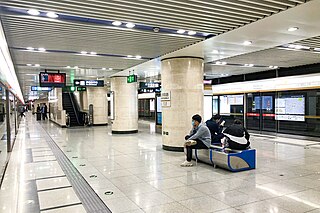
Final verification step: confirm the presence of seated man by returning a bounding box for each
[181,114,211,167]
[223,119,250,150]
[205,114,225,145]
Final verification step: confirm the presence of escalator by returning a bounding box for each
[62,92,85,127]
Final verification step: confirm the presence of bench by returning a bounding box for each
[193,145,256,172]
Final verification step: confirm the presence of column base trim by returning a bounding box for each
[112,130,138,134]
[162,145,184,152]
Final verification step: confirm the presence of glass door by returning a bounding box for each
[246,93,261,131]
[246,92,276,133]
[261,92,276,132]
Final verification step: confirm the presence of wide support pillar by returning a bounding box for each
[161,57,204,151]
[110,77,138,134]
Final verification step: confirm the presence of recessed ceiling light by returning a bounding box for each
[177,29,185,34]
[34,64,40,67]
[90,52,97,55]
[112,21,122,26]
[80,51,87,54]
[212,50,219,54]
[74,66,79,69]
[127,55,133,58]
[215,61,227,65]
[102,68,106,70]
[26,64,32,66]
[135,55,142,59]
[126,23,135,28]
[27,9,40,16]
[66,66,71,68]
[314,48,320,51]
[244,64,254,67]
[109,68,113,71]
[38,48,46,52]
[288,44,296,48]
[46,12,59,18]
[188,31,197,35]
[243,41,252,45]
[26,47,34,50]
[273,66,279,69]
[288,27,299,32]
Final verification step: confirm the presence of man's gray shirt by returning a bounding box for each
[188,123,211,148]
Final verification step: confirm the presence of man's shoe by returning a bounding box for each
[185,140,197,146]
[180,160,193,167]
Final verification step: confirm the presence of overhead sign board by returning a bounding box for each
[127,75,137,83]
[31,86,52,91]
[74,80,104,87]
[39,72,66,87]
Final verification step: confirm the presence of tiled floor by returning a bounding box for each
[1,114,320,213]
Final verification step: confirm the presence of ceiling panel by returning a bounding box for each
[2,0,308,34]
[2,16,201,58]
[0,0,312,99]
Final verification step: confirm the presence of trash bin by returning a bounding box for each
[36,112,42,121]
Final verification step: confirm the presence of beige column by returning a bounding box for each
[161,57,204,151]
[110,76,138,133]
[86,87,108,125]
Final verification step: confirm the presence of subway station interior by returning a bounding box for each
[1,0,320,212]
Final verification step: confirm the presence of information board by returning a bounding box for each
[39,72,66,87]
[74,80,104,87]
[275,95,305,121]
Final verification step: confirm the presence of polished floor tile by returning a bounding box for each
[103,197,140,212]
[41,204,87,213]
[38,187,81,211]
[129,191,174,209]
[36,177,71,191]
[179,196,230,213]
[143,202,193,213]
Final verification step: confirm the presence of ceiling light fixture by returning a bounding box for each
[188,31,197,35]
[215,61,227,65]
[126,23,135,28]
[269,66,279,69]
[127,55,133,58]
[27,9,40,16]
[109,68,113,71]
[34,64,40,67]
[26,47,34,51]
[80,51,87,54]
[90,52,97,55]
[74,66,79,69]
[38,48,46,52]
[66,66,71,68]
[212,50,219,54]
[288,27,299,32]
[243,41,252,45]
[102,68,106,70]
[135,55,142,59]
[177,29,185,34]
[244,64,254,67]
[46,12,59,18]
[112,21,122,26]
[26,64,32,66]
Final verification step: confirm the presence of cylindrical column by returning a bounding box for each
[110,76,138,133]
[161,57,204,151]
[86,87,108,125]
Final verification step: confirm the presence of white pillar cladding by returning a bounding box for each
[110,76,138,133]
[86,87,108,125]
[161,57,204,151]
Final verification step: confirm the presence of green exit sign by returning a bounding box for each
[127,75,137,83]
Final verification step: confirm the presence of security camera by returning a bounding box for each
[153,27,160,33]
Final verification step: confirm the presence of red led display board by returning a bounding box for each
[39,72,66,87]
